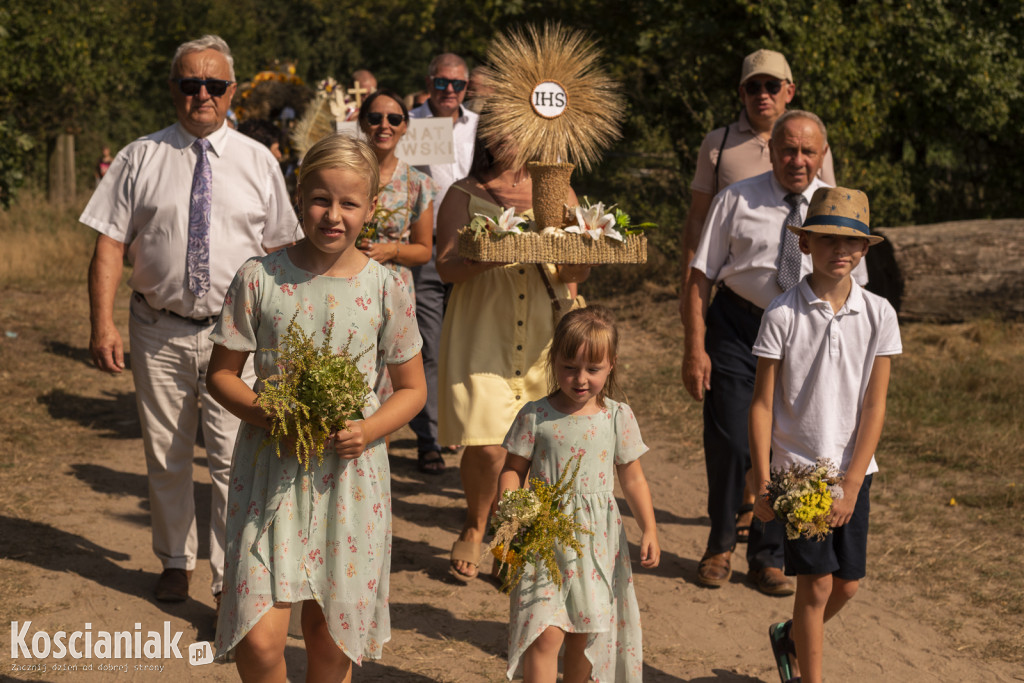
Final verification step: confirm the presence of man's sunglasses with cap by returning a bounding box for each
[433,77,467,92]
[743,79,785,96]
[174,78,234,97]
[367,112,406,127]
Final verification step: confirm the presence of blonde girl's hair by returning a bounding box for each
[297,134,380,200]
[547,306,621,406]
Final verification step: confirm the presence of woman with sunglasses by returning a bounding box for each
[357,90,437,464]
[434,132,590,581]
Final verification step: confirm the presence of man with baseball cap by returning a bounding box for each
[679,49,837,570]
[680,49,836,288]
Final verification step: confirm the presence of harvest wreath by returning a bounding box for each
[457,23,648,265]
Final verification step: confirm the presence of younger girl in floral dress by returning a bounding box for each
[207,134,425,681]
[498,306,660,682]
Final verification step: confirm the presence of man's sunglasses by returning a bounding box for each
[433,77,467,92]
[743,79,784,96]
[366,112,406,126]
[173,78,234,97]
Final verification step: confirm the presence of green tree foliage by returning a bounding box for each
[2,0,1022,261]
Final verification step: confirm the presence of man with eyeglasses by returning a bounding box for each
[80,35,298,606]
[680,50,835,287]
[407,53,479,474]
[683,110,868,600]
[679,49,836,591]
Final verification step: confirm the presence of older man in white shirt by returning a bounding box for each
[683,110,867,597]
[82,35,299,604]
[407,53,479,474]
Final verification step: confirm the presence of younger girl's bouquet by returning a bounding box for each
[764,457,845,541]
[488,455,593,592]
[256,312,370,469]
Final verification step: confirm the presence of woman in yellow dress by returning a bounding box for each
[435,136,589,580]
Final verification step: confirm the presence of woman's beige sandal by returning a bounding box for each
[449,540,482,582]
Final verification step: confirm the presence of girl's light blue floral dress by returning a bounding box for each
[211,250,421,664]
[502,396,648,682]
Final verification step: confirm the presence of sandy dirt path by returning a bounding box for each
[1,290,1019,682]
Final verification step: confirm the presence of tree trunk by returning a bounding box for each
[865,219,1024,323]
[47,133,76,205]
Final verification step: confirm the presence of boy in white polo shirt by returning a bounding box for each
[748,187,901,683]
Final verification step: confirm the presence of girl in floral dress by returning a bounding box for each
[498,306,660,682]
[207,134,426,682]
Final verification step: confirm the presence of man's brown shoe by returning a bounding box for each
[751,566,795,596]
[697,550,732,587]
[155,568,189,602]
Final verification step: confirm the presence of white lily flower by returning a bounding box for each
[475,207,524,235]
[574,202,621,240]
[597,213,623,241]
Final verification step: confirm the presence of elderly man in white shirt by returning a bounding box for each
[81,34,299,605]
[683,110,867,597]
[407,53,479,474]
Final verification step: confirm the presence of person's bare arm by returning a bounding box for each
[435,182,503,284]
[207,345,270,429]
[330,353,427,458]
[749,357,779,522]
[616,459,660,568]
[498,452,531,496]
[359,202,434,267]
[678,189,713,323]
[681,267,714,401]
[88,234,127,373]
[397,202,434,267]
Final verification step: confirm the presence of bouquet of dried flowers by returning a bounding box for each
[764,457,845,541]
[488,454,593,592]
[256,312,370,470]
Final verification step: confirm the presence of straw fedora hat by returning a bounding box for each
[788,186,884,245]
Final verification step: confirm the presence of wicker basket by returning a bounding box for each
[458,228,647,264]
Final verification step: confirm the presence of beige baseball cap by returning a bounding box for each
[740,49,793,85]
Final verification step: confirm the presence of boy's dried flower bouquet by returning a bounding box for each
[488,455,593,592]
[765,457,845,541]
[457,197,652,265]
[256,312,371,470]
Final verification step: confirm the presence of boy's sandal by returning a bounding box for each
[735,503,755,543]
[768,620,800,683]
[449,540,481,582]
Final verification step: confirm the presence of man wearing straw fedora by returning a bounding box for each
[683,110,867,596]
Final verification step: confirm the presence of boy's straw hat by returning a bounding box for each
[788,186,884,245]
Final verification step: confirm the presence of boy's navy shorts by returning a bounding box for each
[784,474,872,580]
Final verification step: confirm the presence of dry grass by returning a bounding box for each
[870,319,1024,661]
[0,189,95,288]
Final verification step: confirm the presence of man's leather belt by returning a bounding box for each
[717,285,764,317]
